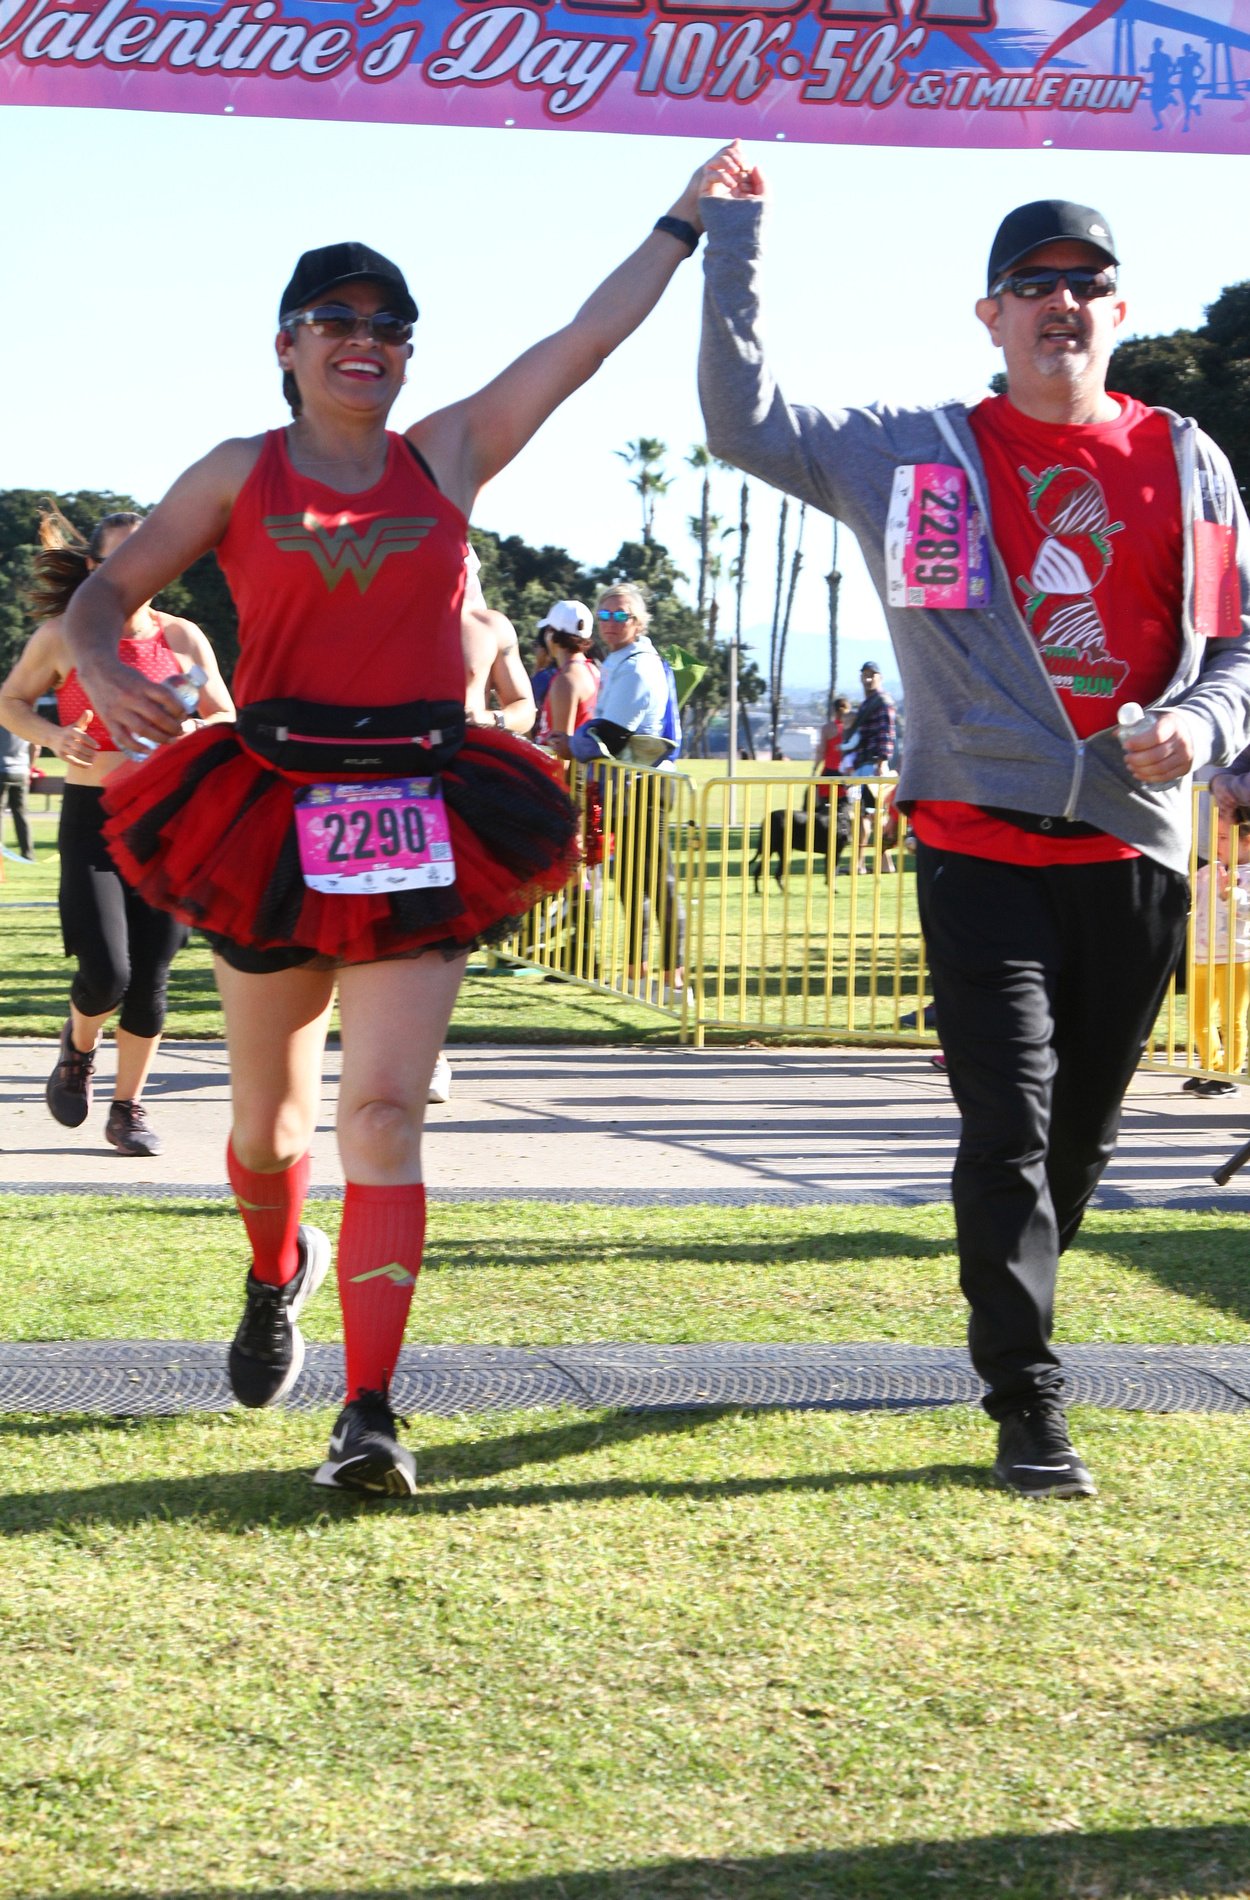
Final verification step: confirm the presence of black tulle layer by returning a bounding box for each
[102,722,580,966]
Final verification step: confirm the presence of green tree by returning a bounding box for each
[591,537,762,755]
[0,487,239,683]
[1105,281,1250,497]
[469,527,594,656]
[616,437,672,546]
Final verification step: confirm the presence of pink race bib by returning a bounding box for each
[886,463,990,611]
[294,778,455,895]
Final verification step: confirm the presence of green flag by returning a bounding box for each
[662,644,708,710]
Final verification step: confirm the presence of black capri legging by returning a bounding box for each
[58,785,188,1037]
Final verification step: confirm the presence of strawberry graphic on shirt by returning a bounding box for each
[1015,464,1128,703]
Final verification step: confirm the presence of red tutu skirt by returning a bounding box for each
[101,723,580,966]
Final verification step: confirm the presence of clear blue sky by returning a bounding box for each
[4,103,1246,691]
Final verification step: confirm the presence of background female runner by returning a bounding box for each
[534,601,599,746]
[62,180,708,1495]
[0,509,232,1155]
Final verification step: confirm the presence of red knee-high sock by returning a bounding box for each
[336,1182,426,1401]
[227,1140,310,1287]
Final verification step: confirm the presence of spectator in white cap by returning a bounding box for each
[535,601,599,748]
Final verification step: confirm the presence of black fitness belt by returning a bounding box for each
[237,698,466,774]
[979,805,1103,840]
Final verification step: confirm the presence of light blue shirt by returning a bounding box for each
[568,633,674,764]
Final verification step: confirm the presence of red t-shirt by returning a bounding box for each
[911,392,1183,865]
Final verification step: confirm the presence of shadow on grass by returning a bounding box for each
[0,1399,988,1536]
[1149,1712,1250,1753]
[1075,1225,1250,1330]
[41,1825,1250,1898]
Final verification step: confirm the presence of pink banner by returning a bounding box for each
[5,0,1250,153]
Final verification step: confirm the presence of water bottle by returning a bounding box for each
[1117,701,1154,746]
[123,665,208,761]
[1118,700,1183,789]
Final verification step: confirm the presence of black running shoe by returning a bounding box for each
[46,1018,95,1128]
[313,1387,417,1496]
[105,1099,162,1157]
[993,1400,1096,1500]
[227,1225,330,1409]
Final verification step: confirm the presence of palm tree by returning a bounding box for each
[687,444,713,616]
[768,496,789,758]
[775,502,807,754]
[826,519,842,720]
[729,478,752,765]
[617,438,672,546]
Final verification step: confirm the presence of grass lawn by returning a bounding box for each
[1,1200,1248,1896]
[0,823,673,1044]
[3,800,1200,1056]
[3,1200,1250,1350]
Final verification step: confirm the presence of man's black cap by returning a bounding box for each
[987,200,1118,291]
[279,242,418,324]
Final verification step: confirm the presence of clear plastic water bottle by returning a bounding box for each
[1118,700,1183,788]
[1117,701,1154,747]
[123,665,208,761]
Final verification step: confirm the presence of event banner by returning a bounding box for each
[5,0,1250,152]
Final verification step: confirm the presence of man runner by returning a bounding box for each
[698,145,1250,1498]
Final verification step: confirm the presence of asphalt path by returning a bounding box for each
[3,1040,1248,1210]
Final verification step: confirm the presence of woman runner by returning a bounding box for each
[0,509,232,1155]
[62,188,707,1495]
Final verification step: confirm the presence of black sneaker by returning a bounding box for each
[313,1387,417,1496]
[46,1018,95,1128]
[227,1225,330,1409]
[993,1400,1096,1501]
[105,1099,161,1157]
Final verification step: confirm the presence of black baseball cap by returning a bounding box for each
[279,242,418,324]
[987,201,1118,291]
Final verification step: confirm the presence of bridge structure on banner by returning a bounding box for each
[1071,0,1250,98]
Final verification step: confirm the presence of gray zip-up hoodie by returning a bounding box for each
[699,198,1250,875]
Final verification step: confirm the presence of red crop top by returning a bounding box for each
[57,620,185,753]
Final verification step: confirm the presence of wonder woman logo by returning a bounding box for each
[264,511,436,594]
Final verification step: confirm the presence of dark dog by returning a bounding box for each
[751,798,851,891]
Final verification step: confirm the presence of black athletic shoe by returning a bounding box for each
[313,1387,417,1496]
[105,1099,161,1157]
[46,1018,95,1128]
[227,1225,330,1409]
[993,1400,1097,1501]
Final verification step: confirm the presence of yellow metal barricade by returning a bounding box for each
[500,769,1247,1076]
[497,761,697,1031]
[1144,789,1248,1089]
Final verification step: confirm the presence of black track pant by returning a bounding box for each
[915,840,1188,1416]
[3,779,31,857]
[58,785,189,1037]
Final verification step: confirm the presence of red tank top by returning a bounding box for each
[220,429,468,710]
[537,657,599,741]
[57,620,184,753]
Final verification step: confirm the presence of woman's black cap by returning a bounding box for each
[987,201,1118,291]
[279,242,418,324]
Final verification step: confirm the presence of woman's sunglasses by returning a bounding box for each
[598,608,633,622]
[282,304,413,345]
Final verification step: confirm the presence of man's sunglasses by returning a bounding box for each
[282,304,413,344]
[990,267,1117,303]
[598,608,633,622]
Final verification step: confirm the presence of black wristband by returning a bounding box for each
[653,215,699,255]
